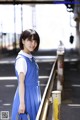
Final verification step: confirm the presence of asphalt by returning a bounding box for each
[0,49,80,120]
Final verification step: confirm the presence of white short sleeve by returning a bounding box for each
[15,57,27,76]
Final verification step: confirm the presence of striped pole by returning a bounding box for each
[57,54,64,91]
[57,41,64,91]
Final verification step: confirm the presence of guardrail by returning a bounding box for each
[36,56,58,120]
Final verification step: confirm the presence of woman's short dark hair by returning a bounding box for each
[19,29,40,51]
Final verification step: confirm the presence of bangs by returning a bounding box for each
[28,33,39,43]
[32,34,38,42]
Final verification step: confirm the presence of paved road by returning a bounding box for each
[61,59,80,120]
[0,49,80,120]
[0,56,54,120]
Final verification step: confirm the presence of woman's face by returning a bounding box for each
[22,38,37,53]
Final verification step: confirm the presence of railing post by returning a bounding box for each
[52,91,61,120]
[57,41,65,91]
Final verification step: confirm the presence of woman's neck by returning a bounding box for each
[22,49,30,54]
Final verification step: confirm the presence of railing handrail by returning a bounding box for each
[36,56,58,120]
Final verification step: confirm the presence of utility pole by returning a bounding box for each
[31,4,36,30]
[21,4,23,32]
[14,5,16,51]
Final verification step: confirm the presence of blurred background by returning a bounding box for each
[0,3,77,57]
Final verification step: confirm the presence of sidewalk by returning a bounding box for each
[0,49,80,63]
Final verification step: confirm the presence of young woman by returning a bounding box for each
[11,29,41,120]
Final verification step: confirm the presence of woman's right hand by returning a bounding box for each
[18,103,25,114]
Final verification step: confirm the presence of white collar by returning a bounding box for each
[18,50,32,59]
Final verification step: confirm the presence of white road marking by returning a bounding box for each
[72,84,80,87]
[0,76,49,80]
[68,104,80,107]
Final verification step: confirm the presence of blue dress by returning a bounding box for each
[11,55,41,120]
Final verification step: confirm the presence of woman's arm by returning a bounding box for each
[18,72,25,114]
